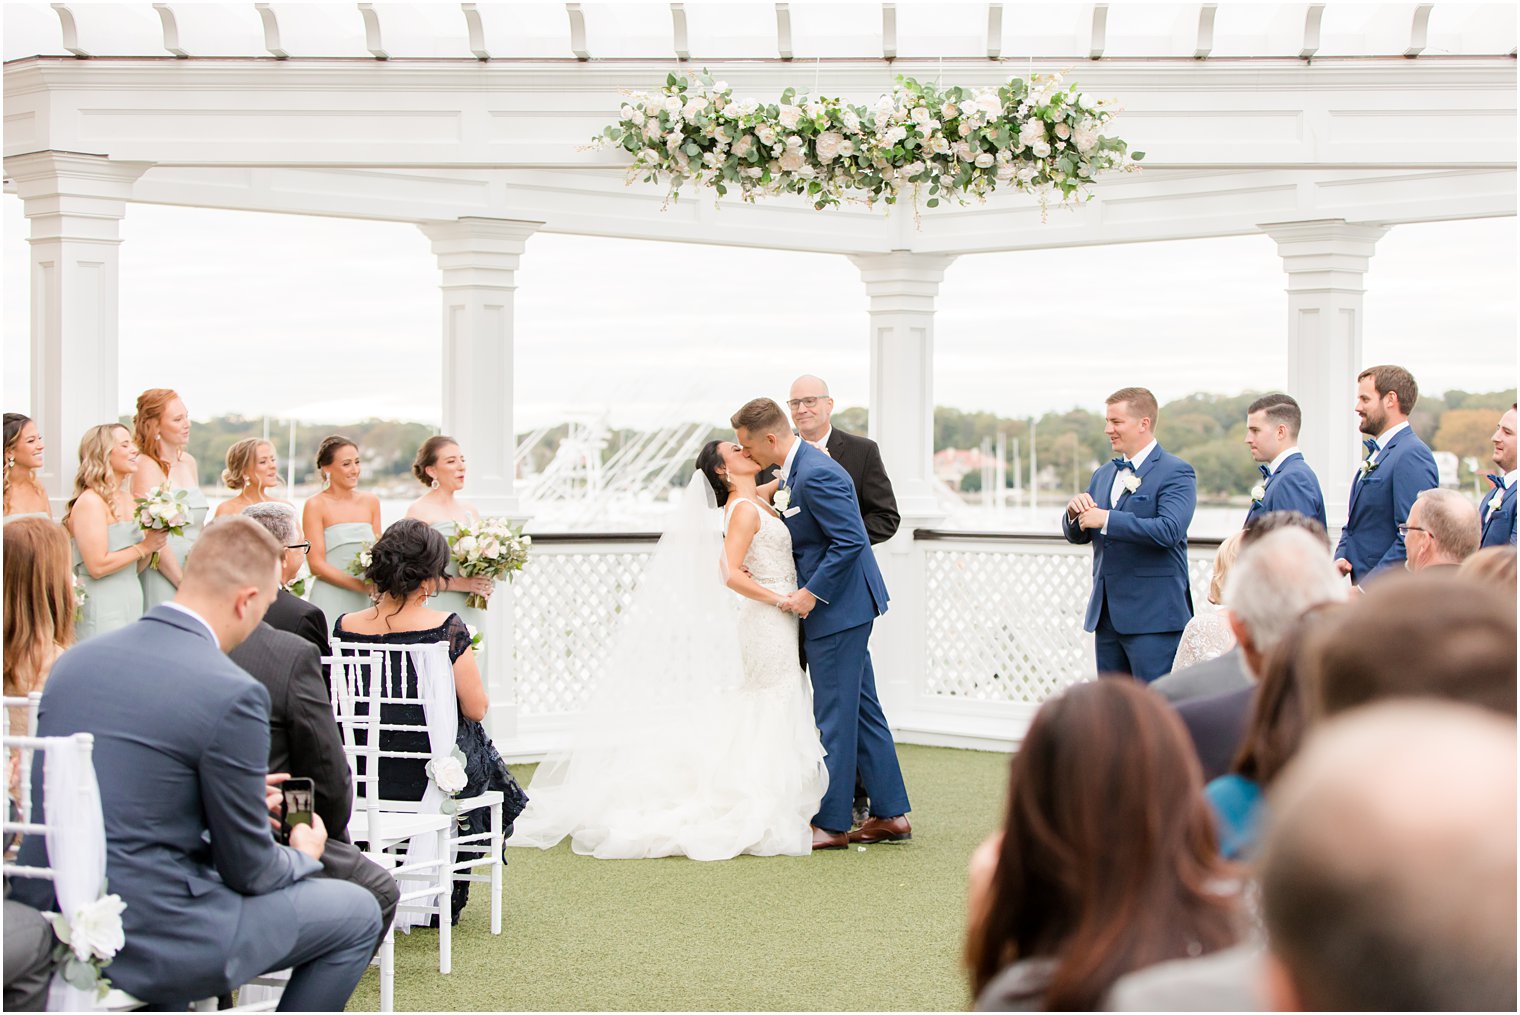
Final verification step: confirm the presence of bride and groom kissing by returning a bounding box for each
[509,392,912,859]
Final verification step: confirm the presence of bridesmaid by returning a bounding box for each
[3,413,52,521]
[213,437,286,519]
[131,389,201,606]
[63,424,167,640]
[405,435,494,634]
[304,434,382,631]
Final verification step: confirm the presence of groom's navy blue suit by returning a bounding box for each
[780,439,909,833]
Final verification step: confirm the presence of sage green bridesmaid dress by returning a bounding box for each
[73,521,146,641]
[141,486,209,609]
[308,521,376,633]
[429,520,488,641]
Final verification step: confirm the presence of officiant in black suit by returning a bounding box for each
[760,374,900,826]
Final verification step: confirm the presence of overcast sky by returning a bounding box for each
[3,197,1515,431]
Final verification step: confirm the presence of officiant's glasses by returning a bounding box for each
[787,396,824,410]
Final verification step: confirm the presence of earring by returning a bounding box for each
[321,471,331,491]
[430,478,440,491]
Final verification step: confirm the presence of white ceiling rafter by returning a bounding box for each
[49,3,89,58]
[986,3,1002,60]
[566,3,589,61]
[671,3,690,61]
[1194,4,1216,59]
[1089,4,1108,60]
[151,4,187,58]
[254,3,287,60]
[358,4,388,60]
[462,4,488,61]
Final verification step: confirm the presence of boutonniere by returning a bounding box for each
[773,486,791,513]
[1120,472,1142,495]
[1249,483,1266,505]
[1490,489,1506,514]
[1359,450,1380,477]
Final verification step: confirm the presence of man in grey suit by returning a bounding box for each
[3,895,56,1011]
[12,518,379,1011]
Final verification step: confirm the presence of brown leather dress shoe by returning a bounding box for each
[848,814,912,844]
[811,825,848,850]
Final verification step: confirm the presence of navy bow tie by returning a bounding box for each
[1489,473,1507,490]
[1362,437,1379,458]
[1258,464,1271,480]
[1112,458,1136,473]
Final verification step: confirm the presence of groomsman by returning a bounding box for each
[1481,403,1517,547]
[1333,365,1440,583]
[1243,394,1326,531]
[1062,387,1197,681]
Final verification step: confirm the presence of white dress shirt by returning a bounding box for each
[811,427,833,455]
[1373,420,1410,451]
[161,601,219,645]
[1267,445,1301,476]
[779,436,803,486]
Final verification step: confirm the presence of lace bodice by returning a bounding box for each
[725,498,796,588]
[1172,608,1237,671]
[723,498,805,696]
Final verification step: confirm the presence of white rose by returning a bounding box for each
[886,124,907,143]
[958,121,973,138]
[930,134,951,154]
[777,104,802,129]
[1031,140,1052,159]
[683,98,708,120]
[620,104,635,120]
[1054,121,1071,140]
[744,166,763,178]
[1021,118,1045,142]
[814,130,844,163]
[629,110,645,127]
[732,134,754,158]
[664,95,682,113]
[642,121,660,141]
[1250,483,1266,502]
[910,106,931,125]
[1074,123,1099,153]
[714,80,729,92]
[65,893,127,963]
[840,109,861,134]
[953,141,973,160]
[755,124,777,146]
[1078,92,1095,110]
[1016,165,1037,183]
[940,101,960,120]
[779,147,807,172]
[903,160,925,180]
[975,152,995,168]
[454,535,478,558]
[804,101,825,120]
[977,92,1002,116]
[838,139,856,157]
[995,162,1015,180]
[427,756,469,795]
[873,95,895,120]
[479,537,502,560]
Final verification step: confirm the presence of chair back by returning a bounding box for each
[326,640,456,848]
[3,692,43,822]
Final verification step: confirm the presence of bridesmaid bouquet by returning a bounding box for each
[133,484,190,568]
[345,539,375,581]
[448,518,531,609]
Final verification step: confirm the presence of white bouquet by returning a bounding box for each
[133,484,190,568]
[46,890,126,1000]
[344,539,375,581]
[448,517,531,609]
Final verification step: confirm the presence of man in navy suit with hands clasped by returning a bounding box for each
[1062,387,1197,682]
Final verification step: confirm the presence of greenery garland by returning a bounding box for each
[594,70,1144,213]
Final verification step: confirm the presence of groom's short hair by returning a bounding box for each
[731,398,788,435]
[1106,386,1159,427]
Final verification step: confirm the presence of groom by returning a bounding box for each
[732,397,912,850]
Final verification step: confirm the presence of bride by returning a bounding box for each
[508,440,828,860]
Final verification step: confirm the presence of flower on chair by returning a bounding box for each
[46,890,126,1000]
[427,748,470,815]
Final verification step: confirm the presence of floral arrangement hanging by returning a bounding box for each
[592,70,1143,214]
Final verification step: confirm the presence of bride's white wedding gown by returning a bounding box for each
[508,494,828,860]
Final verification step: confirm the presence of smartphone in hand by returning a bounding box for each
[279,777,316,844]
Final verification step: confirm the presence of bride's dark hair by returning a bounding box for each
[696,440,729,508]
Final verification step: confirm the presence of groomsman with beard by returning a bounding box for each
[1481,404,1517,547]
[1333,365,1440,583]
[1062,387,1197,682]
[1242,393,1327,531]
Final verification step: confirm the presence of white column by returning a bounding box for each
[418,216,543,745]
[847,251,955,725]
[6,152,149,509]
[1260,220,1389,529]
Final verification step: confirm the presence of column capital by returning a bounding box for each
[1259,219,1390,292]
[419,217,544,287]
[6,152,151,244]
[849,250,957,314]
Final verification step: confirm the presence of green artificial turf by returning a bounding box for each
[345,744,1010,1012]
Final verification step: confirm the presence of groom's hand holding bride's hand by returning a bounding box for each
[782,589,818,618]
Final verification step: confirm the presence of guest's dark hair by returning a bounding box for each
[412,435,459,487]
[967,680,1240,1009]
[696,440,730,508]
[366,519,450,606]
[1242,509,1329,550]
[1230,603,1342,789]
[315,434,357,470]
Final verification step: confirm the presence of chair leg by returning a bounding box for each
[437,825,452,975]
[490,801,503,935]
[379,927,394,1013]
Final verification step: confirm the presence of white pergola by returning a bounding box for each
[5,2,1515,746]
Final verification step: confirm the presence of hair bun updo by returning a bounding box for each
[366,518,451,601]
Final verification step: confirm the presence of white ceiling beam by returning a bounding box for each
[254,3,287,60]
[775,3,792,60]
[1405,4,1434,58]
[1300,4,1324,60]
[882,3,897,61]
[671,3,690,61]
[358,4,387,60]
[1194,4,1217,60]
[1089,4,1108,60]
[153,4,189,58]
[462,4,489,61]
[566,3,589,61]
[986,3,1003,60]
[49,4,90,59]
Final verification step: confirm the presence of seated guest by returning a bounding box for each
[243,502,330,659]
[1203,605,1340,860]
[1402,487,1479,571]
[2,891,56,1012]
[3,518,74,747]
[1170,531,1243,671]
[333,519,524,923]
[1176,528,1345,781]
[1307,571,1516,718]
[11,517,380,1011]
[966,680,1241,1011]
[1460,543,1517,586]
[229,617,398,943]
[1259,702,1516,1011]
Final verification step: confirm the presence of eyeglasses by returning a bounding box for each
[1396,524,1425,537]
[786,396,826,410]
[286,542,311,555]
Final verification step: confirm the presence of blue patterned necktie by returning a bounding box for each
[1258,464,1271,480]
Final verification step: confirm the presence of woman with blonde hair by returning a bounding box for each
[212,437,286,519]
[1171,529,1244,671]
[3,413,52,520]
[4,516,75,739]
[131,388,203,606]
[63,424,166,639]
[304,435,381,630]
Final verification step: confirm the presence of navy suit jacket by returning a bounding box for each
[781,439,889,640]
[1062,445,1196,636]
[1481,479,1518,548]
[1244,451,1327,531]
[1334,426,1440,581]
[13,607,322,1001]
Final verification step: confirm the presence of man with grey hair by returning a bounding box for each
[1172,527,1346,780]
[1403,487,1480,571]
[1259,702,1516,1011]
[244,502,330,658]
